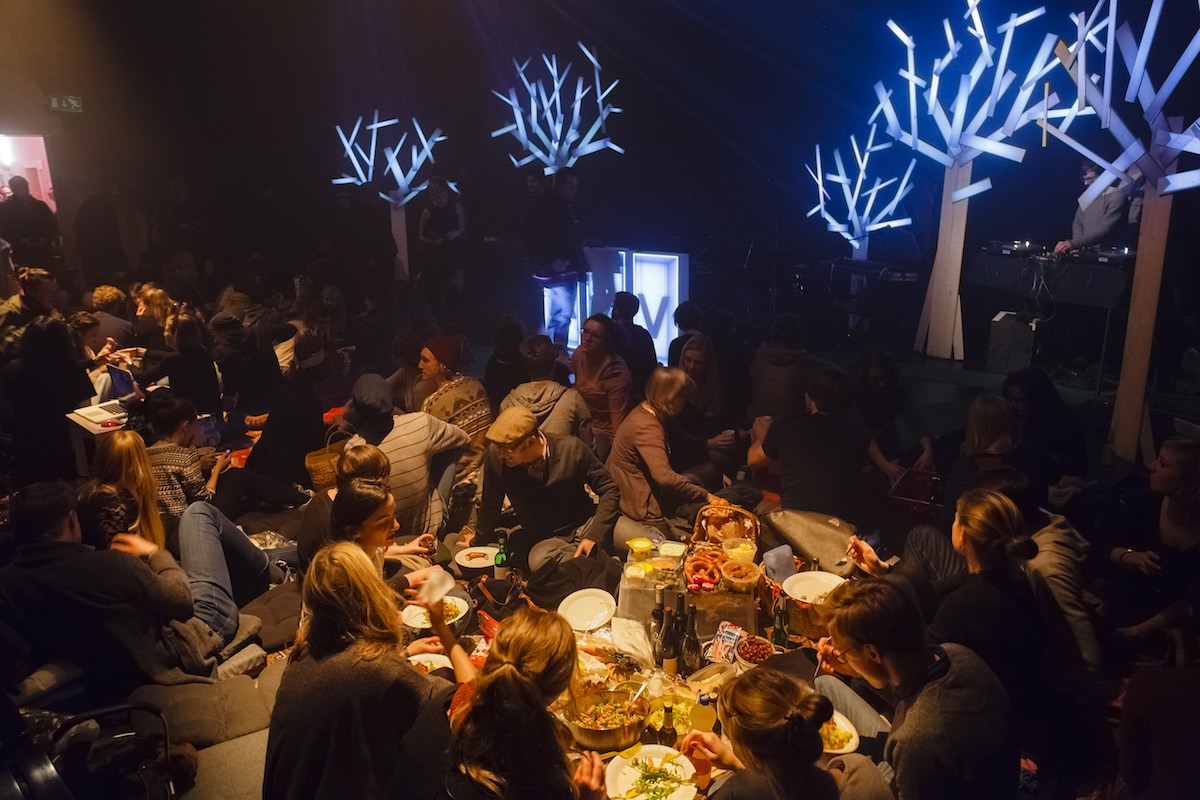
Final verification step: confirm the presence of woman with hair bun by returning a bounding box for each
[442,607,606,800]
[846,488,1046,720]
[679,668,890,800]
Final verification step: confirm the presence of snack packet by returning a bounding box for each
[709,621,747,663]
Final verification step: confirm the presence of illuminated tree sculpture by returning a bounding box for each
[492,42,623,175]
[807,124,917,261]
[331,111,448,205]
[331,111,448,281]
[1038,0,1200,462]
[871,1,1054,359]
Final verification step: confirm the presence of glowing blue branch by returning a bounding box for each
[493,42,622,175]
[332,113,446,206]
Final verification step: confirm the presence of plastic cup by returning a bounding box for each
[417,568,455,604]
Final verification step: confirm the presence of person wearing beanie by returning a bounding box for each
[418,337,493,530]
[462,406,620,572]
[345,373,471,539]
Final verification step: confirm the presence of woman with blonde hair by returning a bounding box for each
[607,366,731,551]
[680,668,890,800]
[264,543,465,800]
[441,607,605,800]
[77,429,167,550]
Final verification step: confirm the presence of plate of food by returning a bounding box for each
[408,652,452,674]
[455,546,499,568]
[402,595,469,629]
[558,588,616,631]
[605,744,696,800]
[781,571,845,605]
[820,710,859,755]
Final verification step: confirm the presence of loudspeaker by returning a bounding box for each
[986,311,1037,374]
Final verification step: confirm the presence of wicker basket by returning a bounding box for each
[691,504,759,545]
[304,430,351,491]
[755,573,833,644]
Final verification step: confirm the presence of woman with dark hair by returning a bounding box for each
[2,317,96,485]
[136,310,222,415]
[325,477,436,580]
[571,313,632,460]
[850,346,935,484]
[245,330,330,488]
[681,668,889,800]
[1102,437,1200,639]
[264,543,462,800]
[1002,366,1088,477]
[133,284,172,350]
[438,607,605,800]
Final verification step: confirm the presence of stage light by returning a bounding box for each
[0,136,11,168]
[493,42,623,175]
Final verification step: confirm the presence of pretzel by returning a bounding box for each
[685,551,728,584]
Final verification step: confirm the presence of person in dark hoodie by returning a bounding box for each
[748,313,829,422]
[209,311,281,414]
[499,334,591,443]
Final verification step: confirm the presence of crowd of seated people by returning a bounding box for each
[3,242,1200,800]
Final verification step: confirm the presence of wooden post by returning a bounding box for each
[914,160,970,359]
[390,204,410,284]
[1108,183,1174,464]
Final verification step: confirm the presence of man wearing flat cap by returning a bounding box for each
[466,406,620,572]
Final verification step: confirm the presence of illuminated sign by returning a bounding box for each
[544,247,688,363]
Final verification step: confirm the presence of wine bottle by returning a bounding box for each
[494,532,510,580]
[660,609,679,676]
[810,556,822,572]
[649,584,665,652]
[658,703,677,747]
[680,603,703,677]
[672,591,687,646]
[771,597,790,648]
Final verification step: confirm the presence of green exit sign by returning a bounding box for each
[49,95,83,113]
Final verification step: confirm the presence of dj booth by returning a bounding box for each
[961,242,1135,386]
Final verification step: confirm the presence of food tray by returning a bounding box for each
[888,469,945,516]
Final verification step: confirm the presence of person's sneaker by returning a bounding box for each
[269,560,297,586]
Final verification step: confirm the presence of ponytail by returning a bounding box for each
[452,666,573,797]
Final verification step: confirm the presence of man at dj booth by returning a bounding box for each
[1053,160,1129,254]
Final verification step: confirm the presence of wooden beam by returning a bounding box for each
[1109,183,1173,463]
[915,160,971,359]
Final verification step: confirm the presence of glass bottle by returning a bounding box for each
[810,556,822,572]
[660,609,679,676]
[649,584,665,649]
[493,532,510,580]
[658,703,677,747]
[680,603,703,677]
[771,597,790,648]
[691,693,717,733]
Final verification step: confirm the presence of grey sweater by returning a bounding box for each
[885,644,1017,800]
[500,380,591,441]
[1070,186,1125,248]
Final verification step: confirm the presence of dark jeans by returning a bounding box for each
[178,501,271,645]
[891,524,968,621]
[211,466,308,521]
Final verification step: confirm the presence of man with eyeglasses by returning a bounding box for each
[816,579,1017,800]
[1053,160,1127,255]
[465,405,620,571]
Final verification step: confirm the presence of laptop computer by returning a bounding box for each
[74,365,137,424]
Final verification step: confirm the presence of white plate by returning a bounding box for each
[781,571,846,604]
[558,588,616,631]
[402,596,469,629]
[454,546,499,570]
[409,653,453,674]
[822,710,860,755]
[606,744,696,800]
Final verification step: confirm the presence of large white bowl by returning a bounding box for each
[781,571,846,605]
[454,546,499,578]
